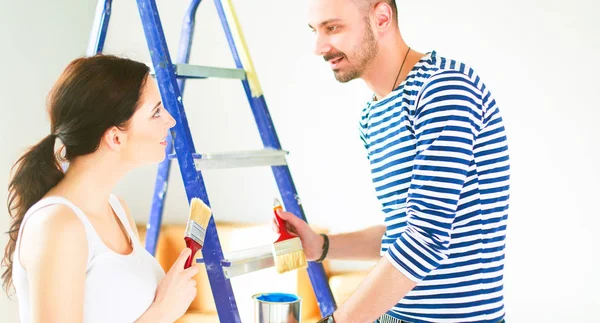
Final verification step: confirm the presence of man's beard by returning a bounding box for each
[325,21,378,83]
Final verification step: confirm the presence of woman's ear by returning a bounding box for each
[102,126,125,152]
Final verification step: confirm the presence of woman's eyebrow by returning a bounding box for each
[151,101,162,113]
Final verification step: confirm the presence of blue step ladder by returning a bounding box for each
[87,0,337,321]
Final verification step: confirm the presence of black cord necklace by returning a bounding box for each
[391,46,411,92]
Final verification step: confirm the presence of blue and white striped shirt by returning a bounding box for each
[359,51,509,323]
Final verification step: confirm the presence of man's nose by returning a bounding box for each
[313,34,331,57]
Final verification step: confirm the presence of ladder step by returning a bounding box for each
[174,63,246,80]
[148,63,246,80]
[196,244,274,279]
[169,149,288,169]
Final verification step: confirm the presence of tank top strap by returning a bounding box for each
[108,194,139,246]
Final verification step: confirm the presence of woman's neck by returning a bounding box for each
[50,153,129,217]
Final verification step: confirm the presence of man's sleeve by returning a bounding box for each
[385,70,484,282]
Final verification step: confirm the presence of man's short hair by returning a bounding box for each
[353,0,398,21]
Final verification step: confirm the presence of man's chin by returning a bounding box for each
[334,71,359,83]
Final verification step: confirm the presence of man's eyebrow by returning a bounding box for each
[309,18,342,29]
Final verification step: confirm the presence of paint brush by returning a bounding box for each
[272,198,308,274]
[184,197,212,269]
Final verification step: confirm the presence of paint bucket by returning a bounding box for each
[252,292,302,323]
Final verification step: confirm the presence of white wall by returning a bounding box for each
[1,0,599,322]
[0,1,98,321]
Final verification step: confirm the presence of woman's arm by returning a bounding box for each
[20,201,199,323]
[20,205,88,323]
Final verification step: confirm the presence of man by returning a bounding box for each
[275,0,510,322]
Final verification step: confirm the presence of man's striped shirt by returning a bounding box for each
[359,50,510,323]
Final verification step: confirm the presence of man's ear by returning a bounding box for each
[372,2,394,32]
[103,126,125,152]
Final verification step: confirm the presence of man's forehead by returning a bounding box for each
[307,0,359,26]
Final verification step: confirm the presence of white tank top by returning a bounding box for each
[12,195,166,323]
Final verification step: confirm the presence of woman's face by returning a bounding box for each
[118,76,176,166]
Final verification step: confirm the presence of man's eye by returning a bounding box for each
[328,25,338,32]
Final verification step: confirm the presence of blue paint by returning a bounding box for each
[256,293,299,303]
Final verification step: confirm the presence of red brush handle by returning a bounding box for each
[274,205,294,242]
[184,237,201,269]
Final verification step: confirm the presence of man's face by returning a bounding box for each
[308,0,378,83]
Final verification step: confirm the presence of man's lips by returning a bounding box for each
[328,56,344,68]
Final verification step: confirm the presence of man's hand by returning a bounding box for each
[272,210,325,261]
[273,211,385,262]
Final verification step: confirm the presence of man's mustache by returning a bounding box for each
[323,52,345,62]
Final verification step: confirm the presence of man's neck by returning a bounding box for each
[362,37,422,101]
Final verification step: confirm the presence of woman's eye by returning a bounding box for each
[153,108,161,118]
[328,25,338,32]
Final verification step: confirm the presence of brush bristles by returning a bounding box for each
[185,198,212,245]
[275,250,308,274]
[273,237,308,274]
[189,198,212,228]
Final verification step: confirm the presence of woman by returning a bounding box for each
[2,54,199,322]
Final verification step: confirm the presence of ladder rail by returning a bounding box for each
[176,0,202,95]
[174,0,200,153]
[213,0,337,316]
[87,0,112,56]
[136,1,242,322]
[145,0,202,256]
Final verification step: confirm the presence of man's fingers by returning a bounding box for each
[281,211,307,232]
[286,222,297,234]
[272,219,280,233]
[277,211,302,225]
